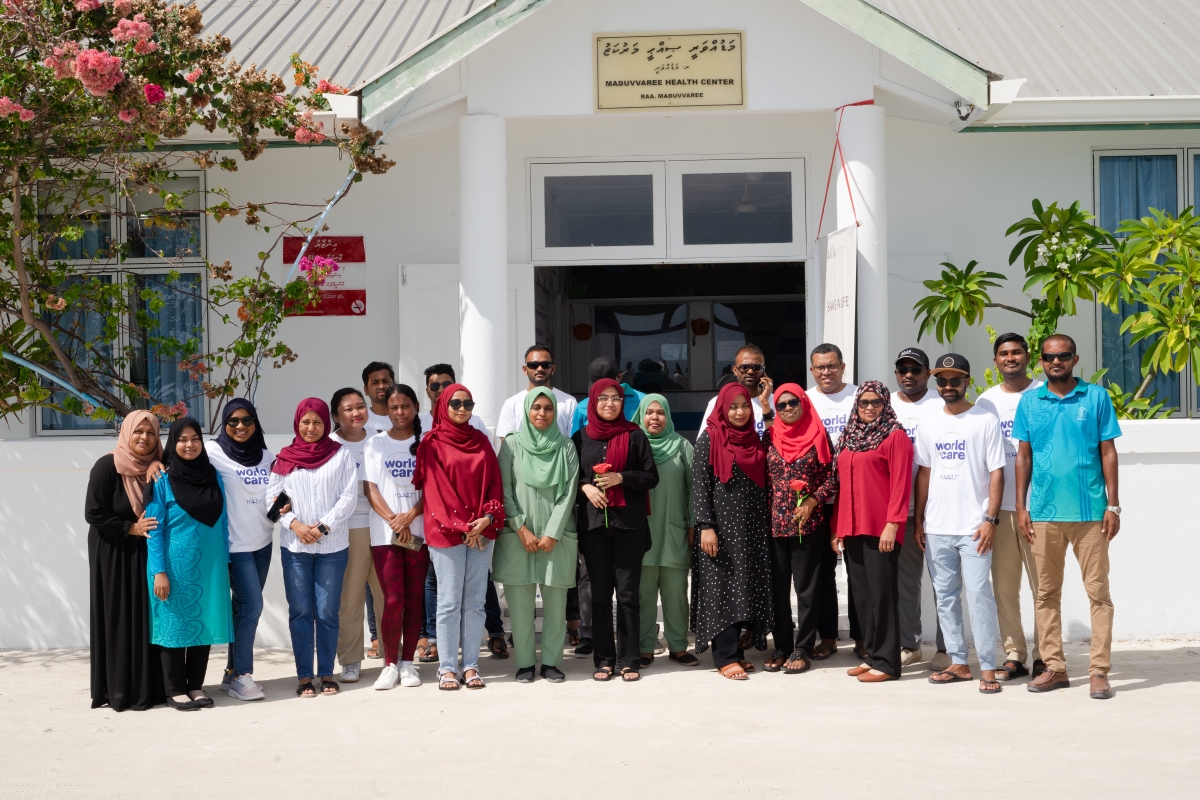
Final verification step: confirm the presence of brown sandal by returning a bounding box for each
[738,660,756,673]
[719,663,749,680]
[811,639,837,660]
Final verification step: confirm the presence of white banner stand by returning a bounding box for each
[823,225,858,380]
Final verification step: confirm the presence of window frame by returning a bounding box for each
[120,170,208,264]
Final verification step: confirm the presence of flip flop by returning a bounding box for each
[928,670,970,685]
[995,660,1028,681]
[811,640,837,660]
[783,650,811,675]
[979,677,1003,695]
[762,650,786,672]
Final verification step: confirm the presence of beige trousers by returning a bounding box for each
[1031,521,1113,676]
[991,511,1040,664]
[337,527,383,667]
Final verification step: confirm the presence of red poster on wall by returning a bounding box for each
[284,236,367,317]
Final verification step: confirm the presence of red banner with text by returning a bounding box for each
[284,235,367,317]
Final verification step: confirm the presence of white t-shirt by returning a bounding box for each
[205,441,275,553]
[330,430,375,530]
[913,405,1006,536]
[807,384,857,503]
[363,433,424,548]
[366,409,392,436]
[418,410,492,445]
[495,387,577,438]
[701,391,774,437]
[976,380,1043,511]
[893,391,946,517]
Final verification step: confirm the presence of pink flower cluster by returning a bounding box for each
[0,96,35,122]
[143,83,165,104]
[74,48,125,95]
[315,78,347,94]
[113,0,132,17]
[297,254,340,286]
[150,401,190,422]
[118,109,138,123]
[178,356,210,381]
[75,0,101,11]
[81,401,97,416]
[184,67,202,84]
[292,109,327,144]
[43,41,80,80]
[113,13,157,53]
[45,295,68,311]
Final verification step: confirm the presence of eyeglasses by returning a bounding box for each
[857,398,885,409]
[735,363,765,374]
[936,376,967,388]
[895,365,925,376]
[447,399,475,411]
[525,361,554,371]
[777,398,802,410]
[225,416,255,428]
[428,380,453,392]
[1040,351,1075,363]
[596,395,623,405]
[811,364,842,374]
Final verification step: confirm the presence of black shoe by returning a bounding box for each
[540,665,566,683]
[574,637,594,657]
[165,696,199,712]
[515,666,536,683]
[188,691,215,708]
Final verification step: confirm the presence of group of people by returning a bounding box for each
[85,332,1122,712]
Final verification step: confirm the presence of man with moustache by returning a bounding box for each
[976,333,1045,680]
[362,362,396,434]
[700,344,776,434]
[494,344,577,438]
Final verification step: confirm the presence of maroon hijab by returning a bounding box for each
[271,398,341,476]
[585,378,640,508]
[705,383,767,488]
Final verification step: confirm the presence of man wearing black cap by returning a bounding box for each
[892,347,948,669]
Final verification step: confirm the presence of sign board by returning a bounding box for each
[284,235,366,317]
[594,31,746,112]
[823,225,857,380]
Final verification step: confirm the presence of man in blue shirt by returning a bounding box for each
[1012,334,1122,700]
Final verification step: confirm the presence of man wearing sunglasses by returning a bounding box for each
[1013,334,1122,700]
[975,333,1045,682]
[417,363,491,438]
[914,353,1006,695]
[494,344,577,438]
[700,344,775,434]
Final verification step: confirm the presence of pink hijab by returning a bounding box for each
[271,398,342,476]
[111,410,163,517]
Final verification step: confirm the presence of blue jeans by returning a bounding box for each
[925,534,1000,671]
[485,574,505,638]
[423,564,503,640]
[429,539,493,676]
[423,562,438,641]
[226,543,272,677]
[281,547,349,680]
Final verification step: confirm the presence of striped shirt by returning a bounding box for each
[266,447,358,554]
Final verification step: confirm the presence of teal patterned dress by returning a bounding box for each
[144,476,234,648]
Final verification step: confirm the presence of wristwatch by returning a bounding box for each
[1106,505,1122,516]
[762,409,776,421]
[984,515,1000,526]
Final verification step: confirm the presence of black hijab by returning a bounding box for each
[214,399,268,467]
[164,417,225,527]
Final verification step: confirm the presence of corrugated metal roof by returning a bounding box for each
[868,0,1200,98]
[188,0,483,91]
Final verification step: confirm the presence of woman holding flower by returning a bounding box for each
[762,384,838,675]
[572,379,659,681]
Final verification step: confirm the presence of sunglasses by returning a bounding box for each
[777,398,802,410]
[1040,351,1075,363]
[936,376,967,388]
[225,416,255,428]
[857,398,885,409]
[428,380,453,392]
[525,361,554,371]
[447,399,475,411]
[895,365,925,376]
[735,363,765,373]
[811,364,842,373]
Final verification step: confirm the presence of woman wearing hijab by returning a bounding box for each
[86,410,166,711]
[762,384,838,675]
[493,387,579,684]
[266,398,358,697]
[635,393,698,668]
[207,399,274,701]
[145,418,234,711]
[692,383,772,680]
[573,379,659,682]
[833,381,913,683]
[413,384,505,691]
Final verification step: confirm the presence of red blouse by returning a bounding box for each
[832,429,913,544]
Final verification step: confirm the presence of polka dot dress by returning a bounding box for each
[690,432,774,653]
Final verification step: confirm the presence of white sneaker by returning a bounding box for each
[341,662,361,683]
[931,651,952,671]
[374,664,400,690]
[399,664,422,688]
[228,673,265,701]
[901,647,924,667]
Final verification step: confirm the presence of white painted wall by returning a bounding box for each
[1,423,1192,649]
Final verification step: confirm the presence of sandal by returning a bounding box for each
[567,627,581,647]
[853,641,869,660]
[783,650,811,675]
[420,643,439,663]
[738,630,753,650]
[620,667,640,682]
[718,663,748,680]
[320,679,340,695]
[593,666,614,682]
[366,639,380,659]
[995,660,1028,681]
[669,651,700,667]
[763,650,786,672]
[979,676,1003,695]
[811,639,837,660]
[640,653,654,668]
[737,660,756,673]
[463,669,486,689]
[928,670,970,685]
[438,673,460,691]
[296,681,317,698]
[487,635,510,660]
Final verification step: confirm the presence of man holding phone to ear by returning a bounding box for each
[700,344,775,434]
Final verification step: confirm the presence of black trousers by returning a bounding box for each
[815,518,841,640]
[844,537,900,677]
[770,536,825,655]
[848,581,862,642]
[711,623,745,669]
[580,529,644,671]
[160,645,211,696]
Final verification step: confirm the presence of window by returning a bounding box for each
[129,273,206,421]
[126,176,204,259]
[681,171,792,245]
[593,304,690,393]
[40,275,114,432]
[38,182,113,261]
[713,301,808,386]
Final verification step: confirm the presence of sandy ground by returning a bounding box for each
[1,639,1197,799]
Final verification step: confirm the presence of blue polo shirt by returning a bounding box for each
[1011,379,1122,522]
[569,383,646,435]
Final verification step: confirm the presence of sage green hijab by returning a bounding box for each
[635,393,685,464]
[511,387,573,497]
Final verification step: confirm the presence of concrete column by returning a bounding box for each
[835,104,888,385]
[458,114,507,430]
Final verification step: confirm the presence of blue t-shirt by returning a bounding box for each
[569,383,646,435]
[1011,379,1122,522]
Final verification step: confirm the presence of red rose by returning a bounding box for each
[593,463,612,474]
[789,480,808,493]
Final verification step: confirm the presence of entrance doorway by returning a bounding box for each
[535,263,806,438]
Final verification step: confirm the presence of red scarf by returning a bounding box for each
[271,398,341,476]
[413,384,504,536]
[767,383,832,466]
[705,383,767,487]
[585,378,640,508]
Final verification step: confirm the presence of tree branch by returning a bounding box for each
[1132,370,1156,402]
[984,302,1036,319]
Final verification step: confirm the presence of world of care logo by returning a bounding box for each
[236,465,270,497]
[934,433,967,471]
[384,455,416,487]
[999,410,1018,457]
[823,412,849,437]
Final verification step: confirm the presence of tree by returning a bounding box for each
[0,0,393,430]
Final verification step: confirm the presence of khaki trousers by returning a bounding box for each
[1031,521,1113,676]
[336,527,383,667]
[991,511,1040,664]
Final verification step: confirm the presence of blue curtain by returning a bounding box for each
[49,218,111,261]
[141,273,204,421]
[1101,295,1179,410]
[130,217,202,259]
[41,276,113,431]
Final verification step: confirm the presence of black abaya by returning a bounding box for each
[86,454,165,711]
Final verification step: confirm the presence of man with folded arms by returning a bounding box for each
[914,353,1006,695]
[1014,334,1122,700]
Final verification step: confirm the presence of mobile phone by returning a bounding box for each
[266,491,291,522]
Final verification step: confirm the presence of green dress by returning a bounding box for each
[644,441,695,571]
